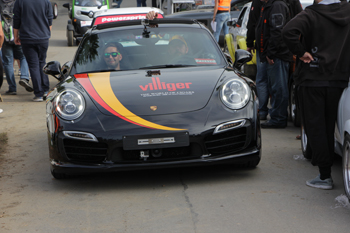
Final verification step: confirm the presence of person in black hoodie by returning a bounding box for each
[246,0,302,122]
[283,0,350,190]
[253,0,293,128]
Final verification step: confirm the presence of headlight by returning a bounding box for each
[54,89,85,120]
[220,78,251,109]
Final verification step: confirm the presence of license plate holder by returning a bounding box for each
[123,132,189,150]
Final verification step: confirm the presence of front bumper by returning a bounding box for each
[48,118,261,175]
[50,148,260,175]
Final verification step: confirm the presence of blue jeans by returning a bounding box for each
[255,51,270,118]
[3,42,30,92]
[214,12,230,42]
[137,0,147,7]
[266,58,289,125]
[21,42,50,97]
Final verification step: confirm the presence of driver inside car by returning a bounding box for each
[103,42,123,70]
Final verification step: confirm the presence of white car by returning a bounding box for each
[335,84,350,201]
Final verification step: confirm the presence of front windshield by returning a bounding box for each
[73,26,226,73]
[75,0,108,7]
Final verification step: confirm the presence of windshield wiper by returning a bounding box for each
[139,64,196,69]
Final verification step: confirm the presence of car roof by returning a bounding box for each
[94,7,164,18]
[88,18,205,35]
[92,7,165,26]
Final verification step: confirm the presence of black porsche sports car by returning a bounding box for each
[44,18,261,179]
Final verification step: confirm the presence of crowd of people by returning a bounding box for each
[210,0,350,191]
[241,0,350,190]
[0,0,52,103]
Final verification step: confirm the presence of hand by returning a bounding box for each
[14,36,21,45]
[299,52,314,63]
[146,11,158,20]
[247,47,255,54]
[266,56,274,65]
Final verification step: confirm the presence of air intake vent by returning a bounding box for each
[204,127,248,156]
[63,139,107,163]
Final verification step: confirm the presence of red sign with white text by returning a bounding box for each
[94,14,164,25]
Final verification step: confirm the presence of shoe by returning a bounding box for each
[259,115,267,120]
[261,121,286,128]
[43,92,48,100]
[19,79,34,92]
[5,90,17,95]
[0,109,3,114]
[33,96,43,102]
[18,70,21,76]
[306,175,333,190]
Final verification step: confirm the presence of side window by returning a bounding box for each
[243,7,250,28]
[231,0,252,11]
[236,7,248,27]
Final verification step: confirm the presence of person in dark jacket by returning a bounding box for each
[13,0,53,102]
[283,0,350,190]
[253,0,293,128]
[247,0,302,122]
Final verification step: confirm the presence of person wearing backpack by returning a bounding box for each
[1,0,32,95]
[13,0,53,102]
[246,0,302,122]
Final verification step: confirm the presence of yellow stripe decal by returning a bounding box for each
[88,72,186,131]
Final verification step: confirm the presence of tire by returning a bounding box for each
[289,81,301,127]
[301,121,312,159]
[342,134,350,201]
[67,30,74,46]
[52,2,58,19]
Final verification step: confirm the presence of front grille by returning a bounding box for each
[204,127,248,156]
[63,139,108,163]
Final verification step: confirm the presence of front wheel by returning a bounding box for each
[52,2,58,19]
[67,30,74,46]
[342,134,350,201]
[301,121,312,159]
[289,81,301,127]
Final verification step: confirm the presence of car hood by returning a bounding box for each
[75,67,225,117]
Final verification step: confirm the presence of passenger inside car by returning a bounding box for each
[168,35,188,57]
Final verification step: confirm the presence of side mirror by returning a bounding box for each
[43,61,62,81]
[233,49,252,69]
[63,3,69,9]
